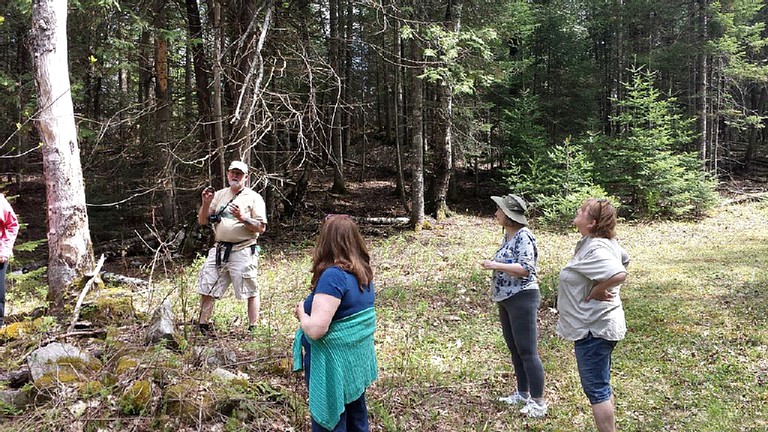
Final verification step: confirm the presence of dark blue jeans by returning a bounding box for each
[303,339,370,432]
[0,261,7,325]
[574,332,617,405]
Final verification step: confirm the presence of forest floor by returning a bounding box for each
[1,170,768,431]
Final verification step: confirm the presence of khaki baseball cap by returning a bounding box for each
[228,161,248,174]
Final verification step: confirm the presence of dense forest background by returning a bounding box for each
[1,0,767,242]
[0,2,767,429]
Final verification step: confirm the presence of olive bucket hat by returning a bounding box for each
[491,194,528,226]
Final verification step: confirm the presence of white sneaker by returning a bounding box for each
[520,399,548,418]
[498,391,529,405]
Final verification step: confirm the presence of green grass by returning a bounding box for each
[243,201,768,431]
[4,201,768,431]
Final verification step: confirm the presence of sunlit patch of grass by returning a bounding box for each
[351,204,768,431]
[5,267,48,317]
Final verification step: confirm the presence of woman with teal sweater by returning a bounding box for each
[294,215,377,432]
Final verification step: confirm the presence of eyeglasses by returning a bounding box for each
[325,214,351,221]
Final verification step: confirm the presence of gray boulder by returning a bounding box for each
[144,299,177,348]
[27,342,96,382]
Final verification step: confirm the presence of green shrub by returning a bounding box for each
[506,136,613,228]
[586,67,717,219]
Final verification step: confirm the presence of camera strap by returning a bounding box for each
[212,188,244,220]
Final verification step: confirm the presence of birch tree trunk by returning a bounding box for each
[30,0,95,312]
[329,0,347,194]
[409,34,425,230]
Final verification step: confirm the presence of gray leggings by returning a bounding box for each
[498,289,545,398]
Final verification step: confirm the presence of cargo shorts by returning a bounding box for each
[197,246,260,300]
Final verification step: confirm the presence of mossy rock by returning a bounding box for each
[217,380,308,422]
[150,365,182,387]
[56,355,102,372]
[114,355,139,376]
[0,388,32,414]
[0,322,27,340]
[210,368,249,388]
[79,380,103,398]
[119,380,153,415]
[163,381,214,422]
[101,374,118,388]
[81,290,136,327]
[0,317,54,341]
[32,353,100,392]
[32,369,84,400]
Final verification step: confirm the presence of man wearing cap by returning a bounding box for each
[197,160,267,334]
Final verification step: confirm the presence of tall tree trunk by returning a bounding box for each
[712,59,723,174]
[229,0,273,165]
[329,0,347,194]
[30,0,95,312]
[266,128,278,219]
[184,0,214,146]
[698,0,710,166]
[744,86,766,172]
[152,0,176,225]
[432,0,462,221]
[211,0,225,188]
[409,35,425,230]
[393,15,408,212]
[343,0,353,172]
[228,0,256,162]
[138,30,152,107]
[614,0,625,132]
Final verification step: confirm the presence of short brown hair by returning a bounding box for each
[583,198,617,239]
[311,216,373,291]
[502,216,526,230]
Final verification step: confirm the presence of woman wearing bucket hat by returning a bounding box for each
[480,194,547,418]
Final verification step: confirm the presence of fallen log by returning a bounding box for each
[720,192,768,206]
[101,272,150,288]
[357,217,409,225]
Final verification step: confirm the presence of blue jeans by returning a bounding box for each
[310,393,369,432]
[574,332,617,405]
[303,339,370,432]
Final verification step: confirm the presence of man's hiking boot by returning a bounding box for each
[198,323,215,337]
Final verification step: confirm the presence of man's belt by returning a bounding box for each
[215,241,258,267]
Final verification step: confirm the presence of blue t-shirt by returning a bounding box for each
[303,266,375,321]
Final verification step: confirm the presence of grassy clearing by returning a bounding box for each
[3,201,768,431]
[242,201,768,431]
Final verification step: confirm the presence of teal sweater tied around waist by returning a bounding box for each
[293,307,378,430]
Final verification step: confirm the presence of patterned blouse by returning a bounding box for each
[491,227,539,302]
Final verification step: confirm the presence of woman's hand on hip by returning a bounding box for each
[585,286,615,302]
